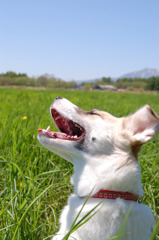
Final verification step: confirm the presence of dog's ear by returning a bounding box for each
[125,105,159,144]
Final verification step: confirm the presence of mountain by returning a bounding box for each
[118,68,159,79]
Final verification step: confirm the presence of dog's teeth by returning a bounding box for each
[46,126,50,131]
[55,115,61,121]
[74,135,77,138]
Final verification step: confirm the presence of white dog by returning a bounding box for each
[38,97,159,240]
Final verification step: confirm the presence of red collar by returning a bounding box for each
[86,190,140,202]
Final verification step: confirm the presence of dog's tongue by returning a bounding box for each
[38,129,43,132]
[37,128,78,140]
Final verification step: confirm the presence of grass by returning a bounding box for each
[0,88,159,239]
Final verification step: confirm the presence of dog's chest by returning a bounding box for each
[63,196,155,240]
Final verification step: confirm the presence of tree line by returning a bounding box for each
[0,71,159,91]
[115,77,159,91]
[0,72,77,89]
[81,77,159,91]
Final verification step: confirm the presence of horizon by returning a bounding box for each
[1,67,159,82]
[1,0,159,81]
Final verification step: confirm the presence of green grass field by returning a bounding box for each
[0,88,159,239]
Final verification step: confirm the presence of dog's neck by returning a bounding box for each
[80,189,140,202]
[71,152,144,198]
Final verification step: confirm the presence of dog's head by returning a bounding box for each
[38,97,159,164]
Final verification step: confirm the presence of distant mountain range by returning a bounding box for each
[118,68,159,79]
[77,68,159,84]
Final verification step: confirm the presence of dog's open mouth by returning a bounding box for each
[38,109,85,141]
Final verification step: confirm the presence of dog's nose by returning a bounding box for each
[55,96,63,100]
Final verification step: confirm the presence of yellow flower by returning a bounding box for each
[20,182,23,187]
[22,116,27,120]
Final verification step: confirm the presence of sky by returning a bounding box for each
[1,0,159,81]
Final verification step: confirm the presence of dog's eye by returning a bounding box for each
[88,109,99,115]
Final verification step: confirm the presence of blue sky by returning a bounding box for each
[1,0,159,81]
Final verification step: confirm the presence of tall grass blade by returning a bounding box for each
[11,184,53,240]
[115,204,133,240]
[150,220,159,240]
[62,194,103,240]
[0,191,19,216]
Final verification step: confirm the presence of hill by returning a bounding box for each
[118,68,159,79]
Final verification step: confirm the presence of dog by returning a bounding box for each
[38,97,159,240]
